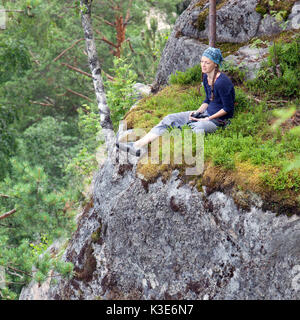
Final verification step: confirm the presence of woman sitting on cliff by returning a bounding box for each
[117,47,235,157]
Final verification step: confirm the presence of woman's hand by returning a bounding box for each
[190,116,209,122]
[189,111,209,122]
[189,111,197,121]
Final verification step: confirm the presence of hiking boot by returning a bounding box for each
[116,141,142,157]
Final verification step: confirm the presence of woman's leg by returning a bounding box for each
[134,132,159,148]
[188,119,218,134]
[134,111,191,148]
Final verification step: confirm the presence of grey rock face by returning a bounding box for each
[224,45,269,80]
[20,157,300,300]
[213,0,261,43]
[287,1,300,29]
[153,0,300,89]
[256,14,283,37]
[153,36,208,90]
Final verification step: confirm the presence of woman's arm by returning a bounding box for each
[194,108,227,121]
[197,103,209,113]
[207,108,227,120]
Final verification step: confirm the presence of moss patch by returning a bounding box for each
[201,161,300,215]
[91,225,103,245]
[124,84,204,131]
[256,0,297,20]
[194,0,230,31]
[74,242,97,284]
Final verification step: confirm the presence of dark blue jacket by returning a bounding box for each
[203,73,235,120]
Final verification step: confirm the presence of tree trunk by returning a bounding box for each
[80,1,114,154]
[209,0,216,47]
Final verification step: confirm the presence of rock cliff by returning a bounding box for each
[20,152,300,300]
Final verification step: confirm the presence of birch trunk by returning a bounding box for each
[209,0,216,47]
[80,1,114,154]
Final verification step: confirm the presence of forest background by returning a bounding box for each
[0,0,185,299]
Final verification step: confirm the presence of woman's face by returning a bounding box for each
[200,56,217,74]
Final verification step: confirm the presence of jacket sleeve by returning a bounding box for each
[216,80,235,113]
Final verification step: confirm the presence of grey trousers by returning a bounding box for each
[149,110,218,136]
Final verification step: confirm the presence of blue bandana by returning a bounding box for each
[202,47,223,67]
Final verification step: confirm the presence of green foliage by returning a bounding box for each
[0,235,74,299]
[221,61,246,86]
[0,105,17,180]
[0,39,31,84]
[261,169,300,191]
[169,64,202,85]
[202,88,299,192]
[271,106,300,173]
[249,38,269,49]
[105,57,138,128]
[0,159,76,243]
[255,0,297,20]
[18,117,79,185]
[66,103,103,180]
[123,18,170,83]
[246,36,300,98]
[0,158,76,298]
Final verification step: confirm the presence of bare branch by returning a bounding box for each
[29,100,54,107]
[125,38,135,53]
[28,50,40,66]
[95,30,118,48]
[61,62,93,78]
[0,10,24,13]
[93,15,115,27]
[53,38,84,62]
[0,208,17,220]
[0,223,16,228]
[65,88,94,103]
[6,265,31,277]
[246,96,289,105]
[102,70,114,81]
[108,0,118,9]
[125,0,133,24]
[103,19,115,27]
[0,194,10,198]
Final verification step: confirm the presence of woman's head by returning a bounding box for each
[201,47,223,101]
[201,47,223,73]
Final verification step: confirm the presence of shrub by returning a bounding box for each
[105,57,138,129]
[19,116,79,185]
[246,36,300,98]
[169,64,202,85]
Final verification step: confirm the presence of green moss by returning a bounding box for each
[255,0,297,20]
[194,0,230,31]
[91,225,102,244]
[256,4,268,16]
[124,84,205,130]
[196,9,209,31]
